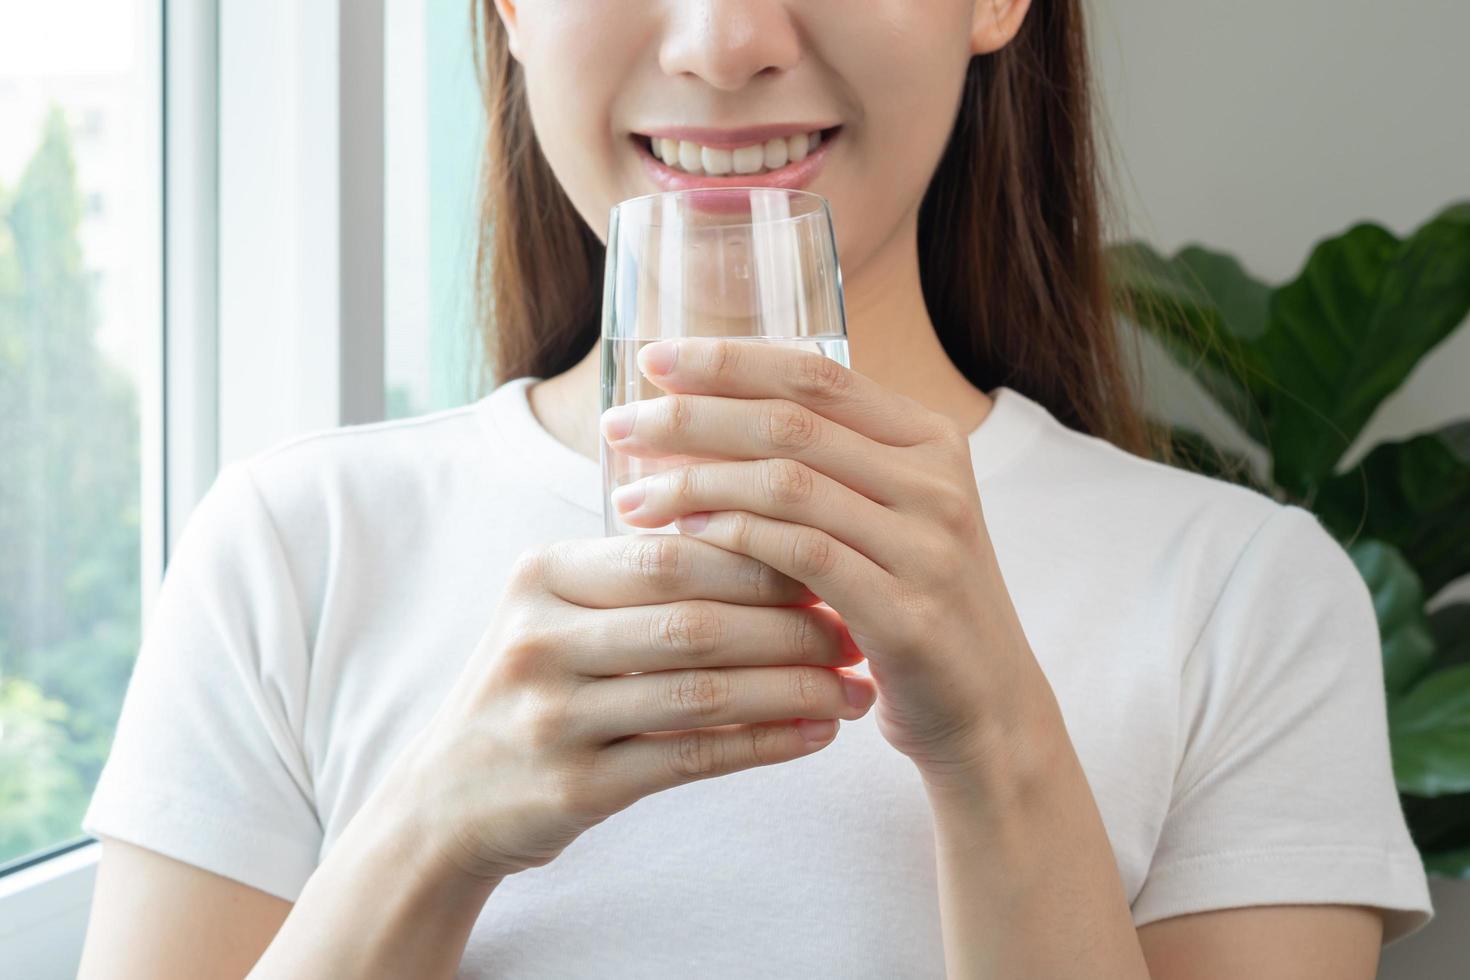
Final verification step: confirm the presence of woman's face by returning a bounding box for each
[493,0,1031,277]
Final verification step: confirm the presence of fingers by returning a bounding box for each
[602,391,907,508]
[598,718,841,804]
[573,665,877,742]
[636,337,941,448]
[526,534,817,609]
[561,599,862,677]
[671,508,885,626]
[613,458,902,571]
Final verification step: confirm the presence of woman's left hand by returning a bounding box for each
[600,337,1058,789]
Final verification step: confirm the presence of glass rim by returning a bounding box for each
[607,186,833,230]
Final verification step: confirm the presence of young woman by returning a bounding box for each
[80,1,1432,977]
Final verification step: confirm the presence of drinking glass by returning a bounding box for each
[600,187,849,536]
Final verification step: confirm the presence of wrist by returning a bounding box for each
[919,668,1069,819]
[250,763,501,978]
[365,739,513,895]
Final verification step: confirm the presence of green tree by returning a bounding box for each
[0,107,141,866]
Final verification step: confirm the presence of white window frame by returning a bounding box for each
[0,1,385,972]
[218,0,384,464]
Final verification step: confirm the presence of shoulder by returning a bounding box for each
[991,391,1283,555]
[988,390,1363,631]
[228,401,491,534]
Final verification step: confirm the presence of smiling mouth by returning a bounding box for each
[635,127,841,178]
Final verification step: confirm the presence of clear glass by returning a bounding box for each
[0,0,161,869]
[600,187,849,536]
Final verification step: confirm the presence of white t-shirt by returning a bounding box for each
[82,376,1435,975]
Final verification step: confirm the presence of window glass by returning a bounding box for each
[385,0,486,419]
[0,0,161,870]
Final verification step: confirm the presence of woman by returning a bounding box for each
[79,1,1432,977]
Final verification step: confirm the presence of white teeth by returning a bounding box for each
[677,140,704,173]
[700,145,733,175]
[732,144,765,174]
[650,130,826,176]
[763,137,788,170]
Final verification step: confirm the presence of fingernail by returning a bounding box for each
[640,341,678,376]
[676,512,709,533]
[611,480,645,513]
[842,676,873,710]
[796,718,838,743]
[601,403,637,441]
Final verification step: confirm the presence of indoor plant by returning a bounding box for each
[1109,201,1470,876]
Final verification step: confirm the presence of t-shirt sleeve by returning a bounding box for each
[81,460,322,902]
[1130,504,1435,947]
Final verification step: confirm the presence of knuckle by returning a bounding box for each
[664,394,695,438]
[706,339,743,382]
[652,601,725,660]
[789,529,837,581]
[747,722,775,765]
[745,557,782,605]
[725,509,754,552]
[500,629,546,682]
[793,353,850,400]
[670,729,724,780]
[509,545,547,586]
[759,401,820,454]
[517,689,568,752]
[937,490,977,536]
[498,610,560,682]
[665,464,697,505]
[789,610,821,662]
[546,765,593,818]
[665,669,730,719]
[623,535,687,591]
[789,667,826,715]
[764,457,814,506]
[916,475,974,534]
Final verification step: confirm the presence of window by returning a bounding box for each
[384,0,486,419]
[0,0,163,873]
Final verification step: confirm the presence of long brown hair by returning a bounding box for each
[469,1,1160,459]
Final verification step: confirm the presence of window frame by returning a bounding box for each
[0,0,385,971]
[217,0,384,466]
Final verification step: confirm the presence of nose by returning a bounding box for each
[658,0,801,91]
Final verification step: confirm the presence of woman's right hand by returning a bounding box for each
[385,532,878,885]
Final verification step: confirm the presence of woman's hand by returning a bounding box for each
[386,532,878,886]
[602,337,1055,791]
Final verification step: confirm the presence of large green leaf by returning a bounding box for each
[1317,423,1470,596]
[1109,242,1270,442]
[1389,663,1470,795]
[1112,203,1470,499]
[1348,539,1436,697]
[1264,202,1470,495]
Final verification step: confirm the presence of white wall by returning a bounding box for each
[1088,3,1470,976]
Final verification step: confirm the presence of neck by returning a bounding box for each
[529,211,993,463]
